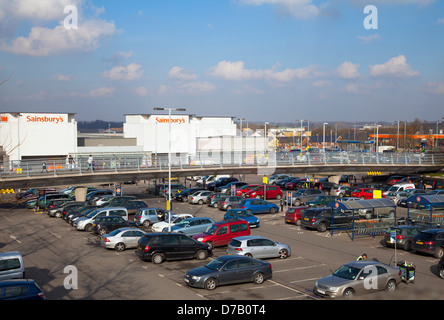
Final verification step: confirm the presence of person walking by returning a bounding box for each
[87,155,93,171]
[41,160,48,173]
[68,155,75,171]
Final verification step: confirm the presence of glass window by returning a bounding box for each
[4,285,28,298]
[260,239,275,247]
[238,259,253,268]
[217,226,228,235]
[0,258,21,272]
[247,239,262,247]
[224,260,238,270]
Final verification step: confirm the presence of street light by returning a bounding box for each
[323,122,328,153]
[264,121,269,154]
[296,120,306,151]
[154,107,186,232]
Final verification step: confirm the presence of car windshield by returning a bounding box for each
[86,210,99,218]
[333,264,361,280]
[108,229,121,237]
[175,219,192,227]
[249,186,261,191]
[205,258,227,271]
[204,225,219,235]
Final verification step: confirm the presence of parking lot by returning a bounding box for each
[1,175,444,304]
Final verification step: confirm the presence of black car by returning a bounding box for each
[438,256,444,279]
[92,215,138,236]
[301,207,353,232]
[383,225,425,251]
[206,177,239,191]
[48,201,86,218]
[411,229,444,258]
[313,182,339,195]
[174,188,204,202]
[102,196,137,207]
[135,233,212,264]
[0,279,45,300]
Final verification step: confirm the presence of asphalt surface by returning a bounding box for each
[1,175,444,308]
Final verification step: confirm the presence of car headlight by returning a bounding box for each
[197,237,204,242]
[192,276,201,281]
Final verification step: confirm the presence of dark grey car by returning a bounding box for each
[289,188,324,206]
[184,255,272,290]
[383,225,426,251]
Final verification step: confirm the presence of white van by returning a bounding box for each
[73,207,129,231]
[0,252,25,280]
[383,183,415,196]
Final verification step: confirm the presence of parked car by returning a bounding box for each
[207,192,229,207]
[351,188,383,200]
[169,217,216,236]
[301,207,353,232]
[387,175,406,185]
[134,207,169,227]
[383,183,415,196]
[234,184,261,198]
[223,209,260,228]
[45,198,72,214]
[217,196,244,211]
[438,256,444,279]
[174,188,204,202]
[135,232,212,264]
[339,197,360,202]
[26,193,72,209]
[184,255,272,290]
[314,261,401,298]
[206,177,239,191]
[217,181,249,193]
[284,178,306,190]
[0,279,45,300]
[306,195,339,207]
[73,207,129,231]
[102,196,136,207]
[86,189,113,204]
[100,227,147,251]
[48,201,86,218]
[284,206,309,225]
[151,213,194,232]
[289,188,324,206]
[226,236,291,259]
[91,215,138,236]
[92,195,115,206]
[238,199,279,214]
[159,183,187,199]
[268,174,292,185]
[411,229,444,258]
[188,190,214,204]
[332,185,353,198]
[245,185,283,200]
[276,177,296,188]
[192,220,251,249]
[313,182,339,195]
[0,252,25,281]
[383,225,426,251]
[121,200,148,215]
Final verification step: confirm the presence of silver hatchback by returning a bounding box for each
[100,227,147,252]
[226,236,291,259]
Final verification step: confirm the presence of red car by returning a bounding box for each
[351,188,385,200]
[285,206,309,225]
[246,185,283,200]
[235,184,261,198]
[284,179,306,190]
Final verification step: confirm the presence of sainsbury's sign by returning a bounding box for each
[155,117,186,124]
[26,115,65,123]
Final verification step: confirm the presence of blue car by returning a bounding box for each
[238,199,279,214]
[170,217,215,236]
[223,209,260,228]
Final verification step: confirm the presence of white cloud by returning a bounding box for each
[426,82,444,94]
[159,81,215,95]
[357,33,381,45]
[237,0,321,19]
[0,0,83,21]
[69,87,115,98]
[135,86,148,97]
[168,66,198,81]
[208,60,322,82]
[54,74,73,82]
[312,80,331,87]
[369,55,419,78]
[336,61,360,79]
[0,19,115,56]
[102,63,144,81]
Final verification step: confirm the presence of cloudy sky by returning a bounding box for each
[0,0,443,123]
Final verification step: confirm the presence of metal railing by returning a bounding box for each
[0,151,442,179]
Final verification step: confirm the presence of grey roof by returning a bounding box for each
[329,198,396,210]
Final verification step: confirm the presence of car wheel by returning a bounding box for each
[434,247,444,259]
[402,241,411,251]
[343,288,354,298]
[196,250,208,260]
[360,196,365,200]
[245,253,253,258]
[270,207,277,214]
[143,220,151,227]
[204,278,217,290]
[99,228,107,236]
[295,219,302,226]
[253,272,265,284]
[115,242,126,252]
[55,212,62,218]
[276,194,282,200]
[293,199,301,206]
[385,279,397,292]
[317,222,327,233]
[152,253,164,264]
[198,199,204,205]
[279,249,289,259]
[206,241,214,250]
[255,195,262,199]
[85,224,93,232]
[439,268,444,279]
[226,206,232,210]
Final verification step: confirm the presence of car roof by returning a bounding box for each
[0,279,36,286]
[345,261,388,268]
[232,235,267,241]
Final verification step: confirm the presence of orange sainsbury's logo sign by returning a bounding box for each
[26,115,64,123]
[0,116,7,122]
[155,117,186,124]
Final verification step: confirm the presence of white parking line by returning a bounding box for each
[290,277,320,284]
[10,235,21,243]
[274,264,325,273]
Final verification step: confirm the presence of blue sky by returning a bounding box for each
[0,0,443,123]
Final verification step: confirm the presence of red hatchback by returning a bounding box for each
[351,188,385,200]
[285,206,309,225]
[235,184,261,198]
[246,185,283,200]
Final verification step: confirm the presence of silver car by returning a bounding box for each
[100,227,147,251]
[188,191,213,205]
[226,236,291,259]
[314,261,402,298]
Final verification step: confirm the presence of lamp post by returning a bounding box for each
[436,120,442,148]
[264,121,269,154]
[323,122,328,153]
[376,124,381,153]
[154,107,186,232]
